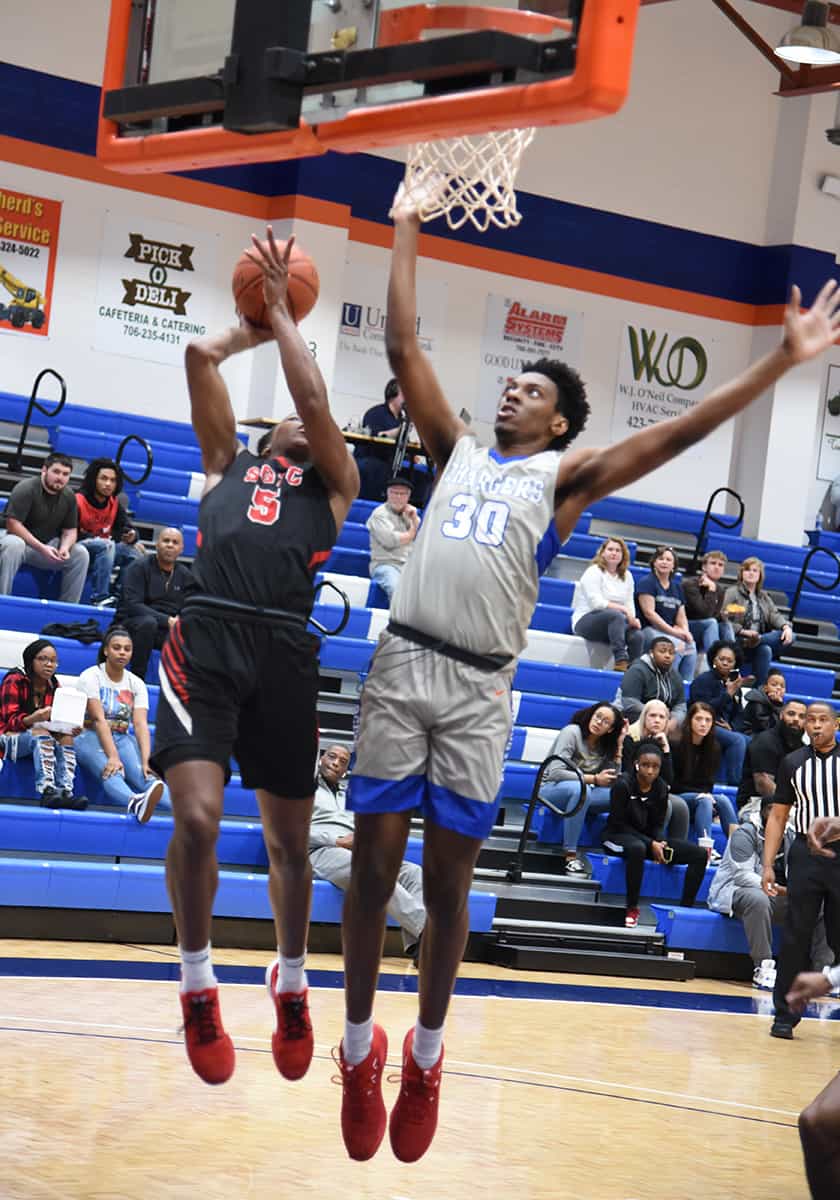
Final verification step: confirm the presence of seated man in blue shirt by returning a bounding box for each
[355,379,407,501]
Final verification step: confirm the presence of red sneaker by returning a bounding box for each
[389,1029,444,1163]
[335,1024,388,1161]
[625,907,640,928]
[179,988,235,1085]
[265,960,313,1080]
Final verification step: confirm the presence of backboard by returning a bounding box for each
[97,0,640,175]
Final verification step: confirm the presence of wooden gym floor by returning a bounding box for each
[0,940,836,1199]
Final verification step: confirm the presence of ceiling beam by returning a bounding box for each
[708,0,840,96]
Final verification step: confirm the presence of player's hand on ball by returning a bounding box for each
[246,226,294,314]
[787,971,830,1012]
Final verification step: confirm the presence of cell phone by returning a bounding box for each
[729,670,741,682]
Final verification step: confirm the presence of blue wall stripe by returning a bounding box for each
[0,60,835,308]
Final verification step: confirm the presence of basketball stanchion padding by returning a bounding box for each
[232,241,320,327]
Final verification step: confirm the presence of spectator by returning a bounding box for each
[73,626,170,824]
[538,702,625,874]
[763,702,840,1039]
[0,638,85,809]
[635,545,697,683]
[571,536,643,670]
[616,634,686,731]
[734,668,786,736]
[76,457,140,605]
[366,476,420,602]
[355,378,407,501]
[723,557,794,685]
[602,740,708,928]
[119,527,192,680]
[681,550,735,659]
[671,701,739,855]
[735,698,807,812]
[688,640,750,785]
[621,698,690,840]
[309,744,425,961]
[0,452,89,603]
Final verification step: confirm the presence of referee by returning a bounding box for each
[762,701,840,1039]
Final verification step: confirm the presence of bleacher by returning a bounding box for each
[1,387,839,979]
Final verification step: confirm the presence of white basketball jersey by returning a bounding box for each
[391,435,560,659]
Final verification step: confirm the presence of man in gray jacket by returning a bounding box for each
[310,744,426,959]
[615,636,687,731]
[365,476,420,601]
[707,796,831,989]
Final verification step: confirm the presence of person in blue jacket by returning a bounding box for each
[689,640,751,785]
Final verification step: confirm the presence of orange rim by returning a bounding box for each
[377,4,572,46]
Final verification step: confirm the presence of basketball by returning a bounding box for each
[232,240,320,328]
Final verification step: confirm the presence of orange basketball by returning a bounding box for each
[232,241,320,327]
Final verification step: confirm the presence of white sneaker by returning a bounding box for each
[752,958,776,991]
[128,779,165,824]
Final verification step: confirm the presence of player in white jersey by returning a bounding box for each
[333,179,840,1164]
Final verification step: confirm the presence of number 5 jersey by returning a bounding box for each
[189,449,336,614]
[391,435,561,659]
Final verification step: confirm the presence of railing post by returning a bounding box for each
[506,754,586,884]
[789,546,840,621]
[115,434,154,486]
[10,369,67,471]
[690,486,745,573]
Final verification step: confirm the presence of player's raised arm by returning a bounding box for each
[552,281,840,540]
[248,229,359,516]
[386,183,467,470]
[185,318,274,485]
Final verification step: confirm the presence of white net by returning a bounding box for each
[395,128,536,232]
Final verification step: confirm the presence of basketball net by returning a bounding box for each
[397,128,536,233]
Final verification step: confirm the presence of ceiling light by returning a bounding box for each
[776,1,840,65]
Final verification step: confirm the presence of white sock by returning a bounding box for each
[276,951,307,995]
[342,1016,374,1065]
[179,943,216,994]
[412,1019,444,1069]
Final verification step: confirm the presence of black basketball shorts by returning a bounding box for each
[151,610,320,798]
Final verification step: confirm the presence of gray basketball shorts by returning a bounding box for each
[347,630,515,840]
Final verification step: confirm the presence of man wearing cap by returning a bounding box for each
[366,476,420,601]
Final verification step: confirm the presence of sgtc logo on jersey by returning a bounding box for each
[242,459,302,527]
[243,462,303,487]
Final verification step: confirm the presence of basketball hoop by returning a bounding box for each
[398,127,536,233]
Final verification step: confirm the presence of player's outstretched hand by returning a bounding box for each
[783,279,840,364]
[787,971,830,1012]
[389,170,449,223]
[246,226,294,314]
[807,815,840,859]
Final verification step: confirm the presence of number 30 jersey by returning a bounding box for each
[391,435,561,659]
[190,449,336,614]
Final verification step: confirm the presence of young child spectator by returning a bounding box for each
[723,557,794,684]
[0,638,85,809]
[620,698,690,840]
[635,545,697,683]
[76,458,140,604]
[538,702,625,875]
[735,669,786,736]
[602,740,708,928]
[0,453,89,603]
[671,700,739,855]
[366,476,420,602]
[707,796,831,991]
[688,640,751,785]
[74,626,169,824]
[681,550,735,659]
[571,536,643,670]
[616,634,687,731]
[118,527,192,679]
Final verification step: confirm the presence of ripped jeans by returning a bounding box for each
[6,730,76,794]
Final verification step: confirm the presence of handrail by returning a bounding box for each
[789,545,840,621]
[10,369,67,471]
[115,434,154,486]
[689,486,745,573]
[310,579,351,637]
[505,753,586,885]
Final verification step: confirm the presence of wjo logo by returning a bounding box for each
[628,327,708,390]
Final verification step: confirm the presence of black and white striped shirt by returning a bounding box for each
[775,744,840,835]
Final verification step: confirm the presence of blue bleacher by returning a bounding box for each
[588,496,742,537]
[650,903,780,957]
